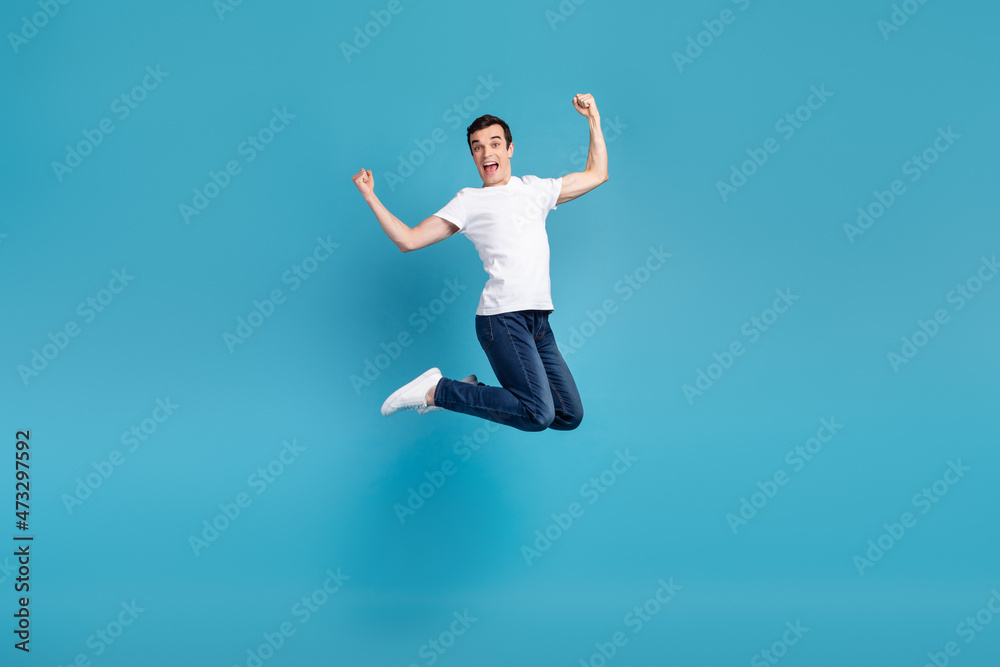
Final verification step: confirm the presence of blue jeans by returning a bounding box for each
[433,310,584,432]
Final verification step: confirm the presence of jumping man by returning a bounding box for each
[351,93,609,432]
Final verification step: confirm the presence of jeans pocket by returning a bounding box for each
[475,315,494,351]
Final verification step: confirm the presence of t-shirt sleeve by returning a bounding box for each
[545,176,563,211]
[434,193,467,231]
[523,174,563,212]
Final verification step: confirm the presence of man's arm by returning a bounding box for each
[352,168,459,253]
[558,93,610,206]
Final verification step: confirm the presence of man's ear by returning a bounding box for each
[508,142,514,158]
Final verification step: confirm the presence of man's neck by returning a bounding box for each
[481,175,513,188]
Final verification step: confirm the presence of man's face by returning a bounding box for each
[469,124,513,186]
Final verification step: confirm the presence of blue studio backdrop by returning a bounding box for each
[1,0,998,665]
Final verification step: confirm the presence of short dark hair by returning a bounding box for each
[466,115,512,152]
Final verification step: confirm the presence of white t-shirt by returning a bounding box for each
[435,174,563,316]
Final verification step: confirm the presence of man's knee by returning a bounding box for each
[551,407,583,431]
[528,403,556,431]
[563,408,583,430]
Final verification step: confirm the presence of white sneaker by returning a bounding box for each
[381,367,443,416]
[417,375,478,414]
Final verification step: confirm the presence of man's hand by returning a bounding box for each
[352,168,375,197]
[572,93,600,120]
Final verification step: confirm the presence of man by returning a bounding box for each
[351,93,609,431]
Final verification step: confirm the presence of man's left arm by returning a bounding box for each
[557,93,609,205]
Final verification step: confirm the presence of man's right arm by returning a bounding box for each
[352,168,460,253]
[404,214,460,253]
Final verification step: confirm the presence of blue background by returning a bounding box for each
[1,0,998,665]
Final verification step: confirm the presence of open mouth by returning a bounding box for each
[484,161,498,175]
